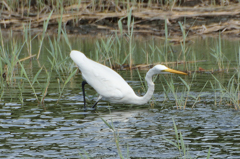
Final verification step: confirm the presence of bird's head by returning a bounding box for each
[152,64,187,75]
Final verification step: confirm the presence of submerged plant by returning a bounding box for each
[164,118,212,158]
[211,73,240,110]
[0,32,25,84]
[190,80,210,108]
[157,19,171,63]
[47,36,73,76]
[95,36,115,67]
[115,8,135,68]
[19,62,43,103]
[57,68,78,103]
[165,76,190,109]
[39,67,51,104]
[178,21,191,71]
[100,115,128,159]
[37,11,53,59]
[210,33,228,72]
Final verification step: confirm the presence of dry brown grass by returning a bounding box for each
[0,0,240,37]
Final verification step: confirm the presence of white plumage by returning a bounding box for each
[70,50,187,108]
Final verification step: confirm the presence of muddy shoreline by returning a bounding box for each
[1,1,240,38]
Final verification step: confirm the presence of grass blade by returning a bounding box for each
[37,10,53,59]
[32,67,43,85]
[57,68,78,103]
[207,146,211,159]
[100,117,114,130]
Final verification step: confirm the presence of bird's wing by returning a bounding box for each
[93,71,124,100]
[82,61,132,100]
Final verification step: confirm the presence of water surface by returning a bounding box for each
[0,35,240,158]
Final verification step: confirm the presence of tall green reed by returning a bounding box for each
[210,33,228,71]
[0,32,25,84]
[95,36,114,67]
[46,33,76,104]
[178,21,190,70]
[23,22,32,56]
[190,80,210,108]
[100,115,129,159]
[142,40,158,65]
[57,68,78,103]
[164,118,212,158]
[165,76,190,109]
[211,73,240,110]
[156,19,174,63]
[127,7,135,69]
[47,36,73,75]
[164,18,169,62]
[19,62,43,103]
[37,10,53,59]
[57,6,64,42]
[39,67,51,104]
[210,76,226,106]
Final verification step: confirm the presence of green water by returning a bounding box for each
[0,34,240,158]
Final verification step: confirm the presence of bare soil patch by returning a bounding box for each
[0,0,240,38]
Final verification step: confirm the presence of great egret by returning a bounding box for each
[70,50,187,109]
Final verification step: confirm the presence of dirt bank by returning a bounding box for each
[0,0,240,38]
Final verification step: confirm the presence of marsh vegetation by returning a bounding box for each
[1,0,240,158]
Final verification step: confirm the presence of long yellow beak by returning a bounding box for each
[164,68,187,75]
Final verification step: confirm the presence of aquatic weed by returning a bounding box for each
[165,76,190,109]
[211,73,240,110]
[163,118,212,158]
[19,62,43,103]
[210,33,229,72]
[37,10,53,59]
[100,116,128,159]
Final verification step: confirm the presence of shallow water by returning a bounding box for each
[1,36,240,158]
[1,95,240,158]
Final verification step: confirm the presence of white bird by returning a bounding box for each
[70,50,187,109]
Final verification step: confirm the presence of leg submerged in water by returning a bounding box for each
[82,80,88,109]
[92,95,102,108]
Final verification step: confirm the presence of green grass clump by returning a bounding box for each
[210,34,228,72]
[100,115,129,159]
[164,118,212,159]
[211,73,240,110]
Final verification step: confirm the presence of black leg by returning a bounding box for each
[82,81,88,109]
[92,95,102,109]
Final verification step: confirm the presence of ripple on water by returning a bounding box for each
[1,101,240,158]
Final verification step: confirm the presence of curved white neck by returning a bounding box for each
[131,68,156,105]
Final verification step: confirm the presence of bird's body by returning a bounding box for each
[70,51,145,104]
[70,50,187,108]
